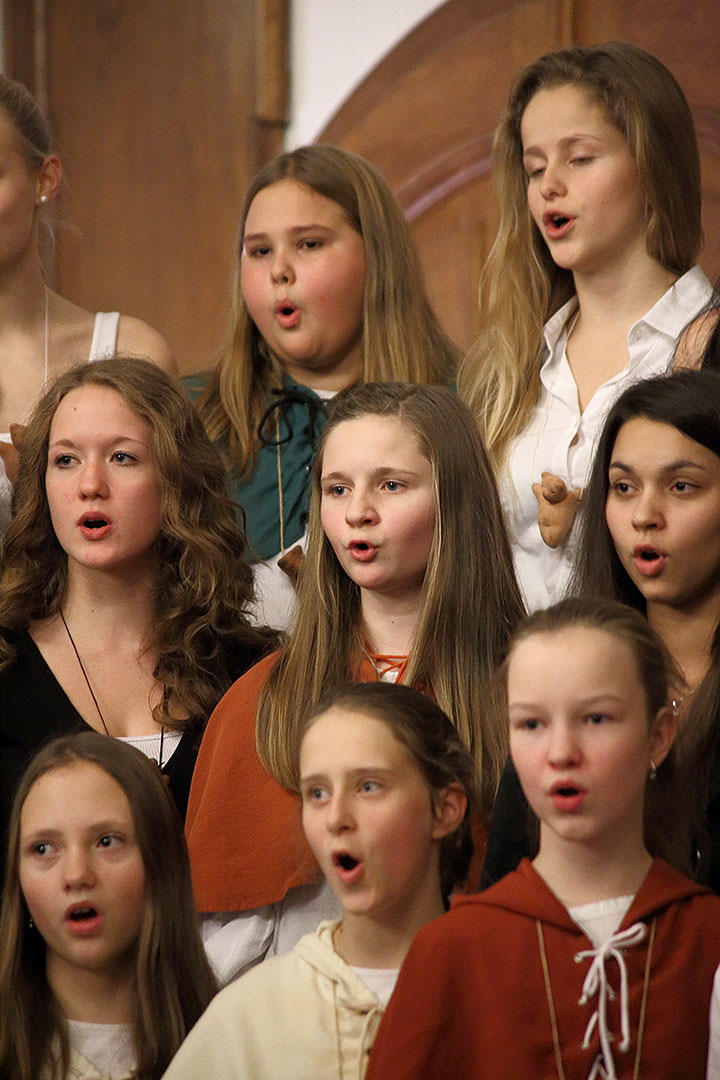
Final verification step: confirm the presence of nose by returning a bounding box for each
[79,459,109,500]
[547,722,581,769]
[62,846,97,890]
[539,161,567,200]
[631,487,664,531]
[270,246,295,285]
[326,791,354,834]
[344,487,378,527]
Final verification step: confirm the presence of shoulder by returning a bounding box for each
[116,315,177,375]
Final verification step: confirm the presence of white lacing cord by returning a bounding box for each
[537,917,656,1080]
[575,921,648,1080]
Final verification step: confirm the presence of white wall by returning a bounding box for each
[286,0,445,148]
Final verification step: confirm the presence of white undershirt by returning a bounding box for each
[351,965,399,1006]
[67,1019,135,1079]
[117,730,182,765]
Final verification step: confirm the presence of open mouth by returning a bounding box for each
[67,903,98,922]
[332,852,361,876]
[83,518,108,529]
[633,546,665,576]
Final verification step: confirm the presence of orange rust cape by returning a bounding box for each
[186,652,381,911]
[186,652,487,912]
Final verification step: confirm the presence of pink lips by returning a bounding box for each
[275,301,300,329]
[78,512,113,541]
[64,901,103,936]
[543,211,575,240]
[632,545,666,577]
[348,540,378,563]
[332,851,364,885]
[549,781,585,812]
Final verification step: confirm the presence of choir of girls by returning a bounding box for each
[0,34,719,1080]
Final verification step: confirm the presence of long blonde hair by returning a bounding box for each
[256,383,524,807]
[197,145,460,473]
[459,42,701,465]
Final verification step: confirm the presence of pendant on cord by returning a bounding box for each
[532,472,582,548]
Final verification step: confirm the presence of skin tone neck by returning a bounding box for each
[62,555,159,648]
[568,260,677,411]
[534,817,652,908]
[48,953,137,1024]
[359,587,423,656]
[645,601,716,693]
[333,861,445,969]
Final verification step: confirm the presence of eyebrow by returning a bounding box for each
[321,467,420,482]
[48,435,148,450]
[522,134,604,158]
[21,818,130,839]
[609,458,709,473]
[509,694,626,710]
[300,766,395,785]
[243,223,335,242]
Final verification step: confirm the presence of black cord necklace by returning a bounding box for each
[60,609,165,769]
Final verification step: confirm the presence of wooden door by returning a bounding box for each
[3,0,288,374]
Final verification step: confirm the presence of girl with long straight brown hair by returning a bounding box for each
[185,382,524,983]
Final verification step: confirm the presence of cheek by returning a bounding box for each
[239,262,266,319]
[118,862,147,928]
[320,500,342,546]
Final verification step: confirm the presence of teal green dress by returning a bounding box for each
[184,373,329,562]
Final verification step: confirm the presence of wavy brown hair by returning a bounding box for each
[256,383,525,808]
[196,144,460,472]
[0,356,276,730]
[0,733,217,1080]
[459,41,701,465]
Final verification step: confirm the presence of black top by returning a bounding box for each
[0,632,264,860]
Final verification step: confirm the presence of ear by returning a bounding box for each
[35,154,62,205]
[649,704,676,770]
[431,782,467,841]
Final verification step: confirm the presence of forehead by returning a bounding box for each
[49,385,152,441]
[20,761,133,831]
[520,83,619,145]
[508,626,641,698]
[611,416,718,469]
[321,414,429,471]
[300,705,413,773]
[244,178,354,232]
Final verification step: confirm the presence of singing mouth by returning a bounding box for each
[66,902,99,922]
[334,853,359,872]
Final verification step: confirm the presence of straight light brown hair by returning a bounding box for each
[256,383,525,809]
[196,144,460,473]
[459,42,701,466]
